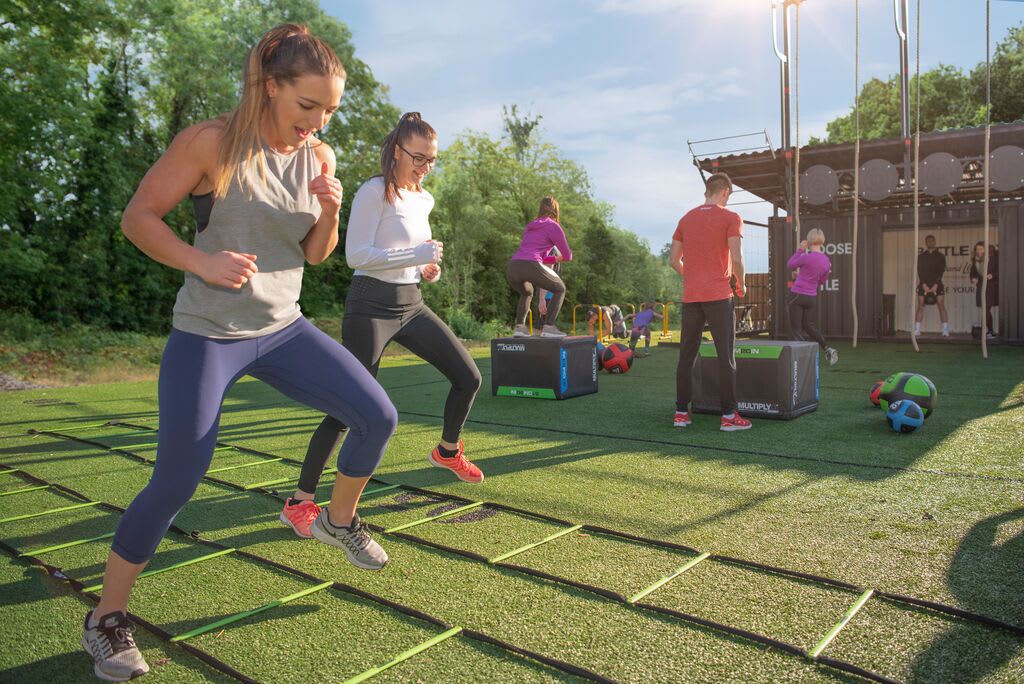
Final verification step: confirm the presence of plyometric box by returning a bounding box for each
[692,340,819,419]
[491,336,598,399]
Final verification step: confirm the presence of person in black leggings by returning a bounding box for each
[970,241,999,339]
[281,113,484,539]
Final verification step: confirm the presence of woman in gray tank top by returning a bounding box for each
[81,25,397,682]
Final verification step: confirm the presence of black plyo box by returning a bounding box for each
[491,336,598,399]
[691,340,819,419]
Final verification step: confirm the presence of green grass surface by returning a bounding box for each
[0,341,1022,682]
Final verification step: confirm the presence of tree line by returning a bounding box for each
[813,24,1024,143]
[1,0,676,337]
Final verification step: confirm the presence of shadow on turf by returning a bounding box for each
[908,507,1024,682]
[1,651,103,683]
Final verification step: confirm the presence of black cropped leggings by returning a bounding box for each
[506,259,566,327]
[296,276,482,494]
[787,291,828,350]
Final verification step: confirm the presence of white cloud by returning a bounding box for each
[596,0,704,16]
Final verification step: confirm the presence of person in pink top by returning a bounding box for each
[787,228,838,365]
[506,196,573,337]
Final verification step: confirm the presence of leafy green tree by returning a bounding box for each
[972,23,1024,126]
[816,23,1023,144]
[0,0,397,331]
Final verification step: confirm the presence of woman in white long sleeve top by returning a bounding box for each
[280,113,484,539]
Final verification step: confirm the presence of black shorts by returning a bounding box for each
[917,282,945,296]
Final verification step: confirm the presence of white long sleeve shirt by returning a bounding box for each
[345,176,435,284]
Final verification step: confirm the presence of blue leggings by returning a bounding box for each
[111,317,397,564]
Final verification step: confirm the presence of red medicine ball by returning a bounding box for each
[601,343,634,374]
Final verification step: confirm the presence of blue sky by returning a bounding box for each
[326,0,1021,272]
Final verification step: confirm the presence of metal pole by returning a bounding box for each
[896,0,911,174]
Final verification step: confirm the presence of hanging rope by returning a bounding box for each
[910,0,921,352]
[851,0,861,347]
[793,1,801,249]
[982,0,991,359]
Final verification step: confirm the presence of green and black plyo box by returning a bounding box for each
[491,336,598,399]
[691,340,819,419]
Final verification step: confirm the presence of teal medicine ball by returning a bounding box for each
[879,372,937,418]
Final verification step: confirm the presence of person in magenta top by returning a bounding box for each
[786,228,838,365]
[506,196,573,337]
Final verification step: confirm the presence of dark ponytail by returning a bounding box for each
[380,112,437,203]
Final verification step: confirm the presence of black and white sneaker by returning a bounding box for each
[82,610,150,681]
[825,347,839,366]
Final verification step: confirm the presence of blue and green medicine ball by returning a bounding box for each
[879,372,937,418]
[886,399,925,433]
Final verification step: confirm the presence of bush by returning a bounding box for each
[0,313,49,343]
[447,309,493,340]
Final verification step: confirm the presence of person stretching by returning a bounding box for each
[624,302,662,356]
[669,172,751,432]
[506,196,573,337]
[786,228,838,365]
[281,112,485,540]
[587,305,612,338]
[82,25,397,681]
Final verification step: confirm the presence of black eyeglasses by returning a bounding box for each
[397,143,437,168]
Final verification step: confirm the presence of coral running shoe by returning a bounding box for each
[720,412,753,432]
[428,441,484,483]
[279,498,322,538]
[673,411,692,427]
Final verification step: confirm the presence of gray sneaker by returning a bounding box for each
[310,511,388,570]
[82,610,149,681]
[513,324,530,337]
[826,347,839,366]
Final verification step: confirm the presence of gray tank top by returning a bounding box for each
[172,140,322,338]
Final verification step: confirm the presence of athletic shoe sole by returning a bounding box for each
[673,419,691,427]
[720,423,753,432]
[278,511,314,539]
[310,519,387,570]
[428,453,484,483]
[540,333,566,338]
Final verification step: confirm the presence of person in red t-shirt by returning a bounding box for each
[668,172,751,431]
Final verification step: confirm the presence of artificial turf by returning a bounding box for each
[0,340,1021,682]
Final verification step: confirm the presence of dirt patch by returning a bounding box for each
[0,372,45,391]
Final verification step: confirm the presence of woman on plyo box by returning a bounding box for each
[81,25,398,681]
[786,228,838,365]
[280,112,484,540]
[507,196,573,337]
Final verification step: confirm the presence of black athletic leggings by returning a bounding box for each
[787,291,828,350]
[296,276,482,494]
[506,259,566,327]
[676,298,737,415]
